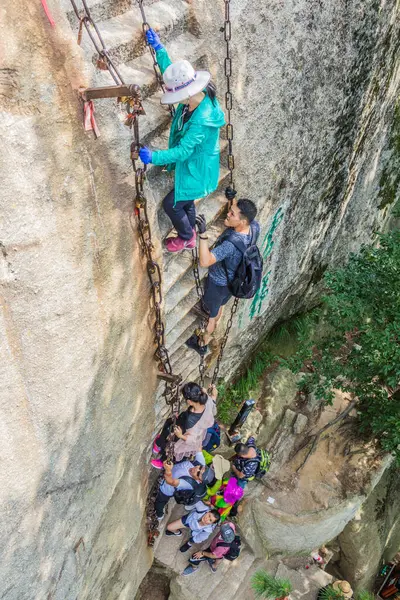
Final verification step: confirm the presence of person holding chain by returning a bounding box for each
[139,28,225,253]
[186,192,260,356]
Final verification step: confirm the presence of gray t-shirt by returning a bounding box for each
[209,222,260,286]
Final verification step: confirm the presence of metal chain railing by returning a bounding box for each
[191,0,238,388]
[69,0,125,84]
[136,0,175,118]
[191,247,208,386]
[223,0,235,189]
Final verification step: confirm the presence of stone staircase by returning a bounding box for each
[66,0,230,426]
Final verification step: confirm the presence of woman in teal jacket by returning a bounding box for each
[139,29,225,253]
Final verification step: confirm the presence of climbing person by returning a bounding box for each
[139,28,225,253]
[183,522,237,575]
[165,507,220,553]
[231,436,261,488]
[154,455,214,520]
[185,195,261,355]
[151,383,218,468]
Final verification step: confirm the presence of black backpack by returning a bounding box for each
[173,476,207,506]
[218,226,263,299]
[217,535,242,561]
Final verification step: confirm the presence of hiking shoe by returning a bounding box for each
[179,541,193,553]
[185,334,208,356]
[151,459,164,469]
[152,436,161,454]
[209,561,217,573]
[182,564,198,576]
[166,529,182,536]
[165,231,196,253]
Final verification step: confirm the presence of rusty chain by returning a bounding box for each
[69,0,125,84]
[223,0,235,188]
[136,0,175,118]
[190,0,238,388]
[191,246,208,387]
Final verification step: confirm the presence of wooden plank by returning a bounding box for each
[81,85,139,100]
[156,372,182,384]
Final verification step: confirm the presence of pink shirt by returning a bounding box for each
[210,524,236,559]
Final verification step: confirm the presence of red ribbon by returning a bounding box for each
[83,101,100,138]
[40,0,55,27]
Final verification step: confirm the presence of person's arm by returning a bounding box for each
[173,425,190,442]
[145,29,172,74]
[155,47,172,74]
[152,122,206,166]
[209,384,218,402]
[163,461,180,487]
[192,549,218,560]
[231,464,246,479]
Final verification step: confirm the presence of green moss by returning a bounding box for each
[217,313,310,424]
[379,102,400,209]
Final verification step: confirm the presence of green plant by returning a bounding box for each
[217,347,275,423]
[282,230,400,461]
[318,587,345,600]
[251,570,293,599]
[356,591,375,600]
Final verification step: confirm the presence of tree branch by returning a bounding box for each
[293,399,358,472]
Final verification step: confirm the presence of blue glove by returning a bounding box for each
[146,28,163,52]
[139,146,153,164]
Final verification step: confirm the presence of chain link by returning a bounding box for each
[189,0,238,389]
[223,0,235,186]
[211,298,239,385]
[136,0,175,119]
[191,247,208,386]
[69,0,125,84]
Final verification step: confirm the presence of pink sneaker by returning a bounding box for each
[153,436,161,454]
[165,230,196,253]
[151,459,164,469]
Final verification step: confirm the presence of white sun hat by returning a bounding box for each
[161,59,211,105]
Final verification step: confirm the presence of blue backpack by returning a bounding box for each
[202,422,221,452]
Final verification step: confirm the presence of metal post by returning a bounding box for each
[227,399,255,443]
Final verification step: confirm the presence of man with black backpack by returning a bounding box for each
[185,189,262,356]
[182,522,241,575]
[154,454,214,519]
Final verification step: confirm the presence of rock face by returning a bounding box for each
[0,0,399,598]
[239,455,394,558]
[335,465,400,592]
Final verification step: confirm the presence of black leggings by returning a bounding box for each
[156,417,177,461]
[155,490,172,518]
[163,189,196,240]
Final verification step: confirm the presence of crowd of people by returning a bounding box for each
[151,379,267,576]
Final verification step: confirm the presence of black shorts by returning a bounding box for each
[203,276,232,318]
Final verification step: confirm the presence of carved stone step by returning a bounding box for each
[66,0,160,27]
[165,312,198,353]
[162,190,228,302]
[164,218,225,319]
[93,0,189,66]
